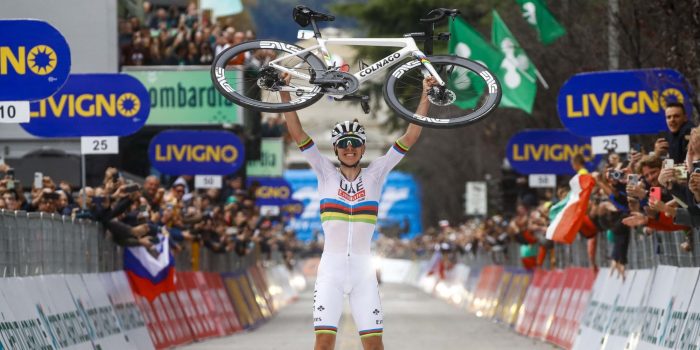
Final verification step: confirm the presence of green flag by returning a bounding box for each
[491,10,537,114]
[515,0,566,45]
[448,17,504,109]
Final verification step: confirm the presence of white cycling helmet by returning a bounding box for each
[331,120,366,146]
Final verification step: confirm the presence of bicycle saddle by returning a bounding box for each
[293,5,335,27]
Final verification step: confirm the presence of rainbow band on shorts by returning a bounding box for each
[359,328,383,338]
[315,325,338,335]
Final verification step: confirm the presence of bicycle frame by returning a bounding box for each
[267,36,446,94]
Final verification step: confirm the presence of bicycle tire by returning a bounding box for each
[211,40,327,113]
[383,55,502,128]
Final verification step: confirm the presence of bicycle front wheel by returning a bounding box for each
[211,40,327,113]
[384,55,502,128]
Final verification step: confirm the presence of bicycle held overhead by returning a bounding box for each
[210,6,502,128]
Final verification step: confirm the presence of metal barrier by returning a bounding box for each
[0,210,258,277]
[458,228,700,271]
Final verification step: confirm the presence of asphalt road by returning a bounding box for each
[178,282,552,350]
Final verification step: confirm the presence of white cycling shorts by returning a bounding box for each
[313,253,383,338]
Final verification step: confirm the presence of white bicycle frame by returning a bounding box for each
[267,36,446,94]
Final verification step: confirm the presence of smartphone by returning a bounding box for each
[650,187,662,201]
[6,168,14,179]
[33,172,43,189]
[6,180,14,190]
[627,174,639,186]
[663,159,675,170]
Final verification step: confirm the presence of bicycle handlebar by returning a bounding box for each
[419,8,460,23]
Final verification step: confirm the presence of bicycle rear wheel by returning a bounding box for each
[211,40,327,113]
[384,55,501,128]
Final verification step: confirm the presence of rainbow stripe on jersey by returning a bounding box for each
[320,199,379,224]
[392,140,409,155]
[298,137,315,152]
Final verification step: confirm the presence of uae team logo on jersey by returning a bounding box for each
[339,177,366,201]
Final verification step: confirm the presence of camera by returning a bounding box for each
[608,169,624,181]
[44,192,60,200]
[693,160,700,174]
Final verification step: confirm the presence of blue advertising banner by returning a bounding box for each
[0,20,71,101]
[148,130,244,175]
[281,199,304,218]
[557,69,693,136]
[506,129,597,175]
[22,74,150,137]
[247,177,294,206]
[285,170,422,241]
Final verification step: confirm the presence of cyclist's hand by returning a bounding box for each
[423,76,438,93]
[280,72,292,101]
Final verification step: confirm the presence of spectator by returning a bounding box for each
[654,101,694,164]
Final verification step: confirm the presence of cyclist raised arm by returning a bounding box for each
[279,74,435,350]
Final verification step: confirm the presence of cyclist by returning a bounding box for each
[281,75,435,350]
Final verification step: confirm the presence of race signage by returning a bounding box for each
[81,136,119,155]
[0,101,30,123]
[195,175,223,189]
[557,69,693,136]
[590,134,630,155]
[0,20,71,101]
[148,130,244,175]
[247,177,293,206]
[506,129,597,175]
[125,70,241,125]
[529,174,556,188]
[281,199,304,218]
[465,181,487,216]
[246,138,284,177]
[22,74,150,137]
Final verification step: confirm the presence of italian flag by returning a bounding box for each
[546,174,595,243]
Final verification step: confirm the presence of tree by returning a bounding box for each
[334,0,700,228]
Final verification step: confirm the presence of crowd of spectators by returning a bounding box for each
[375,101,698,280]
[0,163,301,267]
[119,1,254,66]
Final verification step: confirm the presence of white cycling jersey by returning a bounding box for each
[297,136,409,338]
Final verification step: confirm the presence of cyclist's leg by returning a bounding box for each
[349,273,383,350]
[314,267,344,349]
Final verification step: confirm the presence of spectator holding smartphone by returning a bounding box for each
[654,101,694,163]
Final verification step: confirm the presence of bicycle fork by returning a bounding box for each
[413,52,446,87]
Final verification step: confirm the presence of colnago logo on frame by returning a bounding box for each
[360,53,401,77]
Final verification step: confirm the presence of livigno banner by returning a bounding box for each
[125,69,242,125]
[506,129,599,175]
[557,69,693,136]
[0,19,71,101]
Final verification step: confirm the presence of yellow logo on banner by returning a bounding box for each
[0,45,58,75]
[511,144,592,162]
[30,93,141,118]
[565,88,684,118]
[154,144,239,163]
[256,186,291,200]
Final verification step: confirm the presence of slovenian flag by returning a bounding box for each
[546,174,595,243]
[124,235,175,301]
